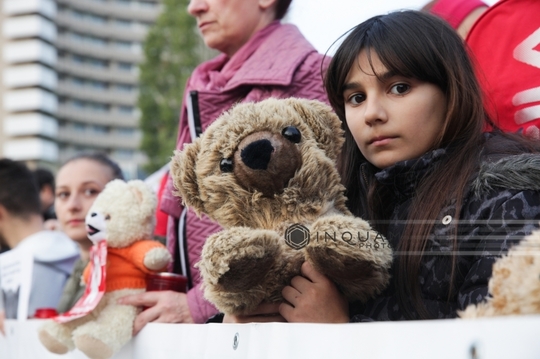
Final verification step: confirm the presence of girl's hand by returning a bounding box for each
[279,261,349,323]
[223,303,286,323]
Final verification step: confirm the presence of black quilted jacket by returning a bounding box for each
[350,145,540,321]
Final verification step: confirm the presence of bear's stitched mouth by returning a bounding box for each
[87,224,99,236]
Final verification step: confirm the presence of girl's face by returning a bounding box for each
[55,159,114,243]
[343,50,447,169]
[187,0,275,57]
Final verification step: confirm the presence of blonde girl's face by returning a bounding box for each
[54,159,114,243]
[343,50,447,169]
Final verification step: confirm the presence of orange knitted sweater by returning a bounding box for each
[83,240,168,291]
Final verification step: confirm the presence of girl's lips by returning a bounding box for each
[370,137,396,146]
[67,219,84,226]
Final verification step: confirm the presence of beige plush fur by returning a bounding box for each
[460,228,540,318]
[38,180,171,359]
[171,98,393,315]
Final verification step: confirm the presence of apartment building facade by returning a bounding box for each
[1,0,162,178]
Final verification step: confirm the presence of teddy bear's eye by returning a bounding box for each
[105,214,111,221]
[220,158,234,173]
[282,126,301,144]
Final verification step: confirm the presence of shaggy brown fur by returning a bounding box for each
[460,228,540,318]
[171,98,393,315]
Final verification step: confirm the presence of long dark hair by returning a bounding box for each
[325,10,537,319]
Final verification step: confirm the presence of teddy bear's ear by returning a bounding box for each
[170,140,205,214]
[288,98,344,161]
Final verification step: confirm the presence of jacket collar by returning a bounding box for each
[374,149,448,199]
[191,22,318,92]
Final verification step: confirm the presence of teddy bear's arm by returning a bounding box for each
[306,215,393,303]
[143,247,172,271]
[198,227,300,316]
[128,240,172,273]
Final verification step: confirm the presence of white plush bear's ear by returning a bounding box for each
[170,141,205,215]
[287,98,345,162]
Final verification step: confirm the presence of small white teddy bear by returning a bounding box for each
[38,179,171,359]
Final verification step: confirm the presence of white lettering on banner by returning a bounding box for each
[515,104,540,125]
[513,86,540,106]
[513,27,540,129]
[513,27,540,69]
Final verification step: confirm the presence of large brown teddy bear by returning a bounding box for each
[171,98,393,316]
[460,228,540,318]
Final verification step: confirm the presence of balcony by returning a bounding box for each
[2,15,56,42]
[55,59,137,84]
[3,113,58,138]
[3,88,57,114]
[56,13,148,42]
[57,82,138,106]
[56,0,161,23]
[3,64,57,90]
[55,35,143,63]
[56,105,138,127]
[2,40,57,66]
[57,127,141,150]
[3,138,58,162]
[2,0,56,19]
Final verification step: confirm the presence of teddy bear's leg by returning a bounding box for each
[72,289,143,359]
[305,215,393,302]
[198,227,284,315]
[38,312,95,354]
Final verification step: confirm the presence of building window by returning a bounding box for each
[116,127,135,136]
[114,149,134,159]
[118,105,134,114]
[115,19,132,27]
[92,125,108,134]
[115,40,132,49]
[117,62,133,71]
[72,55,108,68]
[115,83,134,92]
[73,123,86,132]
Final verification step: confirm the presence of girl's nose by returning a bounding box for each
[363,96,388,126]
[67,194,82,211]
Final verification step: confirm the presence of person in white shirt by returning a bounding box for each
[0,159,78,334]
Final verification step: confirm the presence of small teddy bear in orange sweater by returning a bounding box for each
[38,180,171,359]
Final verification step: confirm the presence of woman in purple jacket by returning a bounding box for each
[119,0,329,330]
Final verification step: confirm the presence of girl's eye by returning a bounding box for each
[84,189,99,197]
[57,192,69,199]
[348,93,365,105]
[390,83,410,95]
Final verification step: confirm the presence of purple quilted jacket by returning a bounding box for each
[160,21,330,323]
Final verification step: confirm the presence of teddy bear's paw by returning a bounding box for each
[199,228,282,292]
[143,247,172,271]
[306,245,391,302]
[38,326,71,354]
[74,334,113,359]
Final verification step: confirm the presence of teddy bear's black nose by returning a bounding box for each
[91,213,97,217]
[240,139,273,170]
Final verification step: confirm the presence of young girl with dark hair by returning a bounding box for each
[276,10,540,323]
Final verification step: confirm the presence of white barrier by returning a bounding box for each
[2,315,540,359]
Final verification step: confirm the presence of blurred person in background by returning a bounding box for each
[33,168,59,231]
[0,159,79,333]
[422,0,488,38]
